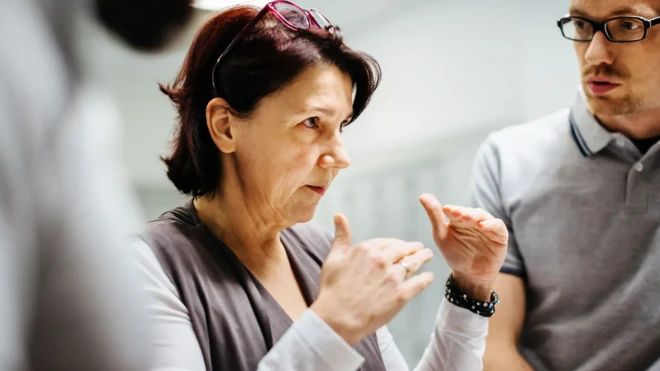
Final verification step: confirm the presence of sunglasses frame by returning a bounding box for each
[211,0,334,96]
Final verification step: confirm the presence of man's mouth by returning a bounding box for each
[586,77,620,95]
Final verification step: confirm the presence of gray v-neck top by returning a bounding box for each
[139,200,386,371]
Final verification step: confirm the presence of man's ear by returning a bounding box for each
[206,98,237,153]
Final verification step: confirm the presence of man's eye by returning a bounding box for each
[621,21,640,31]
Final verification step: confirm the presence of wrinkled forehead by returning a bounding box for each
[569,0,660,18]
[264,64,353,118]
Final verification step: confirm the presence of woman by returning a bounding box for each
[134,2,508,370]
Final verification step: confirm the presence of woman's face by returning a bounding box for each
[216,63,354,224]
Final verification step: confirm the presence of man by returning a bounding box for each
[471,1,660,370]
[0,0,191,370]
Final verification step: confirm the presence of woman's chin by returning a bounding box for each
[287,204,319,225]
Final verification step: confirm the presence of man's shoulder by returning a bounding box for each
[472,108,578,194]
[486,108,572,152]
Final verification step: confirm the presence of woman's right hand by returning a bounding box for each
[310,213,435,346]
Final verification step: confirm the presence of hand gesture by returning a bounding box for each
[419,194,508,300]
[312,214,434,345]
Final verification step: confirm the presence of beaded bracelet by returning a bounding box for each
[444,274,499,317]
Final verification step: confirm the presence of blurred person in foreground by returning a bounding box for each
[475,0,660,370]
[0,0,192,370]
[133,1,509,370]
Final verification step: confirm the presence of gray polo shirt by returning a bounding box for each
[471,89,660,371]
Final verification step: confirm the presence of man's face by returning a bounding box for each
[569,0,660,115]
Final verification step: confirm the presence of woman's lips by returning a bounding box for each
[306,185,326,195]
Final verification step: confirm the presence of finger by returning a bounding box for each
[419,193,448,239]
[478,218,505,229]
[358,238,406,256]
[442,206,493,228]
[368,238,406,250]
[441,208,473,228]
[443,205,493,221]
[396,248,434,278]
[384,241,424,263]
[399,271,435,302]
[330,213,352,255]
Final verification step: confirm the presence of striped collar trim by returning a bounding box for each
[569,89,614,157]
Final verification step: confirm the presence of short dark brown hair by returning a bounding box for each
[159,5,382,197]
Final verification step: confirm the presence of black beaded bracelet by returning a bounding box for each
[444,275,499,317]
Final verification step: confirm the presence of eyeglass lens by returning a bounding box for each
[561,17,646,41]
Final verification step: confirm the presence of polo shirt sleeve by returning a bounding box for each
[470,134,526,279]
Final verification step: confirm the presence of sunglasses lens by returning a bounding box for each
[309,9,331,30]
[273,2,309,29]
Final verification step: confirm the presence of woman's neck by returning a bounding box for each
[193,190,286,265]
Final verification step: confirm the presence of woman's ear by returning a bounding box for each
[206,98,237,153]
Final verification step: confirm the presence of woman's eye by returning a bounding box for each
[302,117,319,129]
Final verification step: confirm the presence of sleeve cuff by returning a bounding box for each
[296,309,365,370]
[438,297,489,333]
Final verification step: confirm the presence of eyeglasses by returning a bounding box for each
[211,0,335,96]
[558,14,660,43]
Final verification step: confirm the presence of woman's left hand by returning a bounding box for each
[419,193,508,301]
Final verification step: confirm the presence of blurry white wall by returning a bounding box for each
[78,0,579,365]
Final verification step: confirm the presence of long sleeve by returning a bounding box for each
[256,308,365,371]
[134,239,365,371]
[376,300,488,371]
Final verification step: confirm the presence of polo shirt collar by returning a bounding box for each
[570,87,614,157]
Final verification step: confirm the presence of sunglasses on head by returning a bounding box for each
[211,0,335,96]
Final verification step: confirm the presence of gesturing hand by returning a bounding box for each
[419,193,508,301]
[311,213,434,346]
